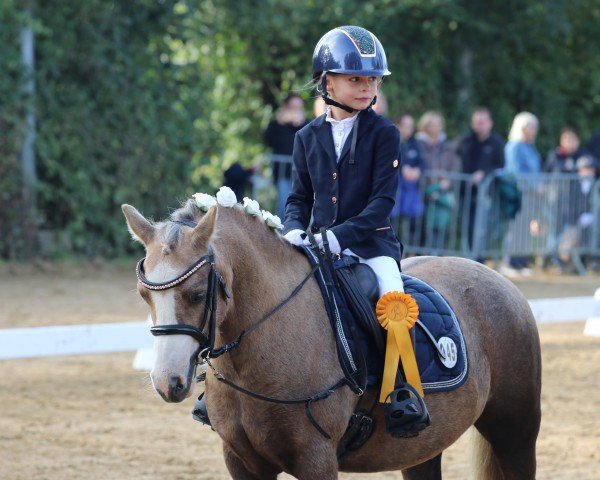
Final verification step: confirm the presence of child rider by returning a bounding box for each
[281,26,429,435]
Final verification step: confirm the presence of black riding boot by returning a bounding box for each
[192,392,211,427]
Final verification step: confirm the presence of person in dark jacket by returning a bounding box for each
[585,131,600,170]
[457,107,505,255]
[264,93,308,217]
[545,127,588,174]
[223,163,253,201]
[555,156,598,271]
[283,27,432,432]
[282,26,404,296]
[458,107,505,179]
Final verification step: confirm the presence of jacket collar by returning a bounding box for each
[312,109,377,166]
[312,114,336,164]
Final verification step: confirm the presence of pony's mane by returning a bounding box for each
[157,198,288,253]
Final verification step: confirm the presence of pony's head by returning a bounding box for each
[123,196,290,403]
[122,200,227,402]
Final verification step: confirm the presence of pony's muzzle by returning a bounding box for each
[151,366,194,403]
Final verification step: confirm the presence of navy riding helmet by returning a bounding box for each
[312,25,391,80]
[313,26,390,112]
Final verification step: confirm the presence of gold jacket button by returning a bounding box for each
[332,196,337,204]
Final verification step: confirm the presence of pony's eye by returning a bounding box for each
[183,291,205,305]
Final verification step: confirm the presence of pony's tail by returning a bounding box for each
[468,427,503,480]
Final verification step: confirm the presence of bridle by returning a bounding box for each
[136,245,231,354]
[136,227,351,438]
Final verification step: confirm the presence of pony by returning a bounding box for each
[122,199,541,479]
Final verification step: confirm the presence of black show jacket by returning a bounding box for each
[283,108,402,260]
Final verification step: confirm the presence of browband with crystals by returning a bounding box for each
[136,255,211,291]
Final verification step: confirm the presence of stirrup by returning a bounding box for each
[384,383,430,438]
[192,392,211,427]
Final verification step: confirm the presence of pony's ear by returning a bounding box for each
[122,204,155,246]
[191,206,217,248]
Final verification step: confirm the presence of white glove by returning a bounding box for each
[303,230,341,255]
[283,229,305,246]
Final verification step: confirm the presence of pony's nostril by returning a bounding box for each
[168,374,184,392]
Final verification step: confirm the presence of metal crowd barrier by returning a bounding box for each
[253,157,600,274]
[399,170,600,274]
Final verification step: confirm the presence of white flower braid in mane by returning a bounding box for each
[193,192,217,211]
[216,186,237,207]
[243,197,261,217]
[262,209,283,230]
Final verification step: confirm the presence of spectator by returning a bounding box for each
[457,107,505,255]
[555,155,598,273]
[223,162,253,201]
[414,111,461,252]
[458,107,505,184]
[583,131,600,179]
[585,131,600,167]
[503,111,542,275]
[424,178,455,253]
[372,91,388,116]
[415,111,461,175]
[264,93,308,218]
[313,96,326,117]
[391,114,424,243]
[545,127,587,174]
[504,112,541,174]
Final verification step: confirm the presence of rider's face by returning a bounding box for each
[326,73,381,118]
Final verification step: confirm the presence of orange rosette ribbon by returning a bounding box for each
[376,291,423,403]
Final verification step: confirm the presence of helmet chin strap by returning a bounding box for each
[321,93,378,113]
[322,92,355,113]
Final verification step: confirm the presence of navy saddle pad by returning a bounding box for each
[401,274,468,393]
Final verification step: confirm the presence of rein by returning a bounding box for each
[136,229,350,438]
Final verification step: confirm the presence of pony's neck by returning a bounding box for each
[212,209,312,352]
[210,208,336,389]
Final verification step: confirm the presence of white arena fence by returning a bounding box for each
[1,293,599,364]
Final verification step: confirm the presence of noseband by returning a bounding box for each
[136,246,231,352]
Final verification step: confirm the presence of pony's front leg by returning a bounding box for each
[289,443,339,480]
[223,443,279,480]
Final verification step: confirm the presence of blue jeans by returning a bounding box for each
[276,177,292,219]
